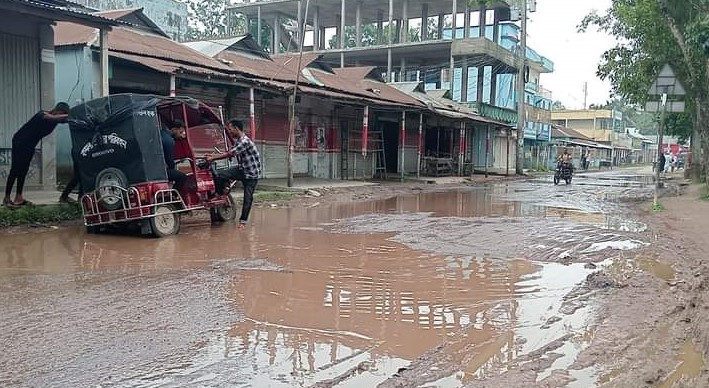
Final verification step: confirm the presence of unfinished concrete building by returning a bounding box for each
[228,0,555,174]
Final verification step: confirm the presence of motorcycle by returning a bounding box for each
[553,162,573,185]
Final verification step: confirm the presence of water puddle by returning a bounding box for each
[658,340,705,388]
[0,183,652,387]
[605,256,676,282]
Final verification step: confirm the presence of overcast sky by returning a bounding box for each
[526,0,615,108]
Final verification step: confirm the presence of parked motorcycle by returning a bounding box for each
[553,162,573,185]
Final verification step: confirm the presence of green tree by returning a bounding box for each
[551,100,566,110]
[579,0,709,180]
[180,0,247,41]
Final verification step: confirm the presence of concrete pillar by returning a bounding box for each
[39,24,56,189]
[492,8,500,43]
[400,57,406,82]
[463,2,470,39]
[340,0,346,49]
[256,6,262,47]
[401,0,409,43]
[387,0,393,80]
[336,15,341,48]
[356,1,362,47]
[461,57,469,102]
[477,66,485,102]
[169,75,176,97]
[273,15,280,53]
[377,10,384,44]
[99,29,109,97]
[490,71,498,105]
[421,3,429,41]
[478,5,486,38]
[388,0,394,44]
[437,13,444,39]
[297,0,303,49]
[451,0,457,39]
[313,6,320,50]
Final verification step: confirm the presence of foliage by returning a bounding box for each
[579,0,709,181]
[180,0,247,41]
[652,200,665,211]
[0,204,82,228]
[252,191,296,203]
[551,100,566,110]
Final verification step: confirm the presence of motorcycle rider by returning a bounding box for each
[557,148,573,173]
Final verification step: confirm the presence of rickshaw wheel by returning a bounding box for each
[211,195,237,223]
[150,205,181,237]
[95,168,128,211]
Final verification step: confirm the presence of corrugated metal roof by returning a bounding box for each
[54,22,233,75]
[95,8,168,38]
[390,82,509,126]
[184,36,252,58]
[5,0,120,26]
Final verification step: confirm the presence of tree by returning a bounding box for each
[579,0,709,181]
[180,0,247,41]
[551,100,566,110]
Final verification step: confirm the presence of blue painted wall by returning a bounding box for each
[55,47,96,176]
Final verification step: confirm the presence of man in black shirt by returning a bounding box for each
[4,102,70,207]
[160,119,188,193]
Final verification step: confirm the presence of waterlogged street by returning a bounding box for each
[0,168,702,387]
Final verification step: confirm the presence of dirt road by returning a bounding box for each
[0,167,704,387]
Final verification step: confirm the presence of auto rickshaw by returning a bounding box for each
[69,93,237,237]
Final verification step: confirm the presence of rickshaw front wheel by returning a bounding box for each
[210,195,237,223]
[150,205,181,237]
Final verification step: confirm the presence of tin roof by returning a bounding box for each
[2,0,120,27]
[55,21,233,75]
[95,8,168,38]
[184,35,270,59]
[389,82,509,126]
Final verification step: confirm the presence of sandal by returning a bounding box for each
[2,198,16,208]
[14,200,33,206]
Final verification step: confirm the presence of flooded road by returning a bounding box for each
[0,169,660,387]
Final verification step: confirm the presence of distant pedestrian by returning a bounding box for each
[206,119,261,230]
[4,102,70,208]
[658,153,666,174]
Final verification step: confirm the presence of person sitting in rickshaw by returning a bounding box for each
[161,119,188,193]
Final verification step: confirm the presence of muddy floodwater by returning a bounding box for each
[0,171,661,387]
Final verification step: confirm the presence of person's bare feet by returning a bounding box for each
[238,222,245,231]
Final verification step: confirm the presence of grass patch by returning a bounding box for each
[652,201,665,212]
[700,185,709,201]
[0,204,82,228]
[253,191,297,203]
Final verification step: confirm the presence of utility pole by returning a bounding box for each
[515,0,528,175]
[583,81,588,110]
[286,0,310,187]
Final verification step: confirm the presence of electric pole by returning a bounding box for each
[515,0,528,175]
[583,81,588,109]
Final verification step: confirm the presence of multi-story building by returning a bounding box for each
[551,109,633,165]
[228,0,555,173]
[70,0,188,41]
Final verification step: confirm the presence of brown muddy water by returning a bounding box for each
[0,174,656,387]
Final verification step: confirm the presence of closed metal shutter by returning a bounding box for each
[0,32,41,185]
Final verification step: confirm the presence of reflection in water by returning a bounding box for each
[0,186,643,387]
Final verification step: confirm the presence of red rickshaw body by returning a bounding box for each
[71,94,236,237]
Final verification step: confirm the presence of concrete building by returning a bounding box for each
[551,109,633,165]
[0,0,116,192]
[227,0,555,172]
[70,0,188,41]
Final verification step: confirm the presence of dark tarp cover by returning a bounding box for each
[69,94,168,192]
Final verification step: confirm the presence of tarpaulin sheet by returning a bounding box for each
[69,94,168,192]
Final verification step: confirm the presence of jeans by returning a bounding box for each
[216,168,258,224]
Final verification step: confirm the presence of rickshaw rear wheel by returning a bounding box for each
[95,167,128,211]
[211,195,237,223]
[150,205,181,237]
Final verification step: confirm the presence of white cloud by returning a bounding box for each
[527,0,615,108]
